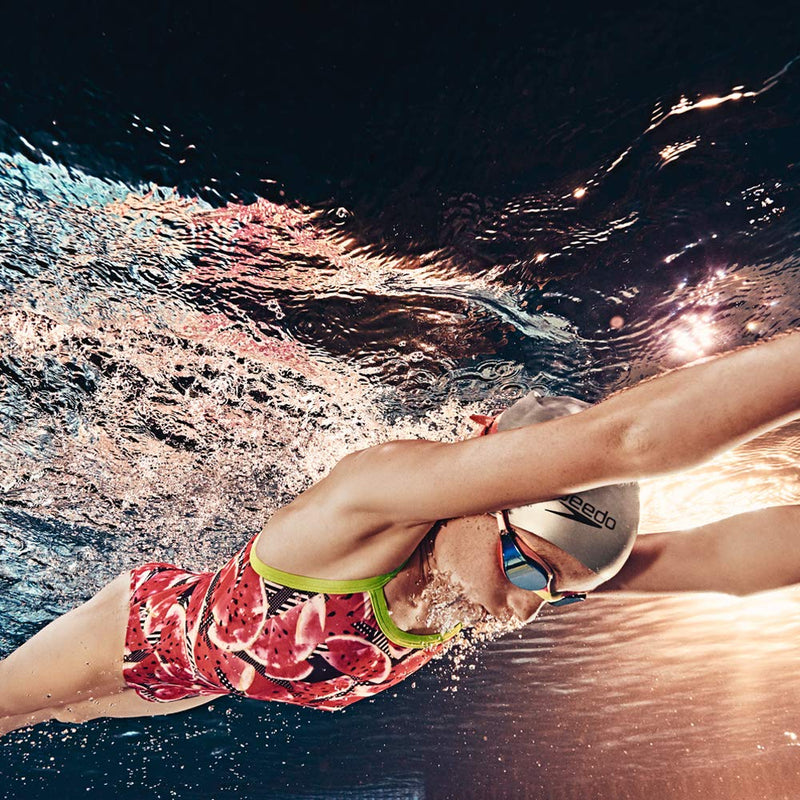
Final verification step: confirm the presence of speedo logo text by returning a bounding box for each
[546,495,617,530]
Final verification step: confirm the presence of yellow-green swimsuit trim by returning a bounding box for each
[249,547,461,649]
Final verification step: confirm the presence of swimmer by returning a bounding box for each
[2,330,800,734]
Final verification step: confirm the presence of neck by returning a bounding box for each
[384,521,497,635]
[382,526,446,636]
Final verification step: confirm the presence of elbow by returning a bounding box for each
[603,413,654,481]
[612,413,695,480]
[617,418,649,477]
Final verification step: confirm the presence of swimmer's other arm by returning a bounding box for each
[598,505,800,595]
[329,330,800,528]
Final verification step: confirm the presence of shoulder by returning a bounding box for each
[255,446,433,580]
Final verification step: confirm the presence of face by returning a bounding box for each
[431,514,597,628]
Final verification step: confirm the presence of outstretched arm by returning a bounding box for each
[599,505,800,595]
[329,330,800,527]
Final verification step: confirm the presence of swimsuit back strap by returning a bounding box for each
[249,545,404,594]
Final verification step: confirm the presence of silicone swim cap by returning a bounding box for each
[489,392,640,588]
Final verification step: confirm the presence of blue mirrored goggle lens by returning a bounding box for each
[499,532,550,592]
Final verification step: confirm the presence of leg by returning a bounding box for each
[0,687,217,736]
[0,571,132,718]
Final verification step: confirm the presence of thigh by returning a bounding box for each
[0,571,132,717]
[54,687,218,723]
[2,688,217,736]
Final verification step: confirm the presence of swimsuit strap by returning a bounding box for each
[249,545,405,594]
[248,545,461,648]
[369,585,461,647]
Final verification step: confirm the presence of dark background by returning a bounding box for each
[2,1,798,253]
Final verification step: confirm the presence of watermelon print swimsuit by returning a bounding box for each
[122,535,461,710]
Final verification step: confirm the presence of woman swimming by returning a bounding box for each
[1,330,799,734]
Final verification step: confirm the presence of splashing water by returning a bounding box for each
[2,47,800,800]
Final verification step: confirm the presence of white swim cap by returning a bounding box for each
[492,392,640,587]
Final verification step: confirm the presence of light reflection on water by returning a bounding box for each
[1,56,800,800]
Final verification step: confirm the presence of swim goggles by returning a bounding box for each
[494,511,587,607]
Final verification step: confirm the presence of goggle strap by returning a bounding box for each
[469,414,499,436]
